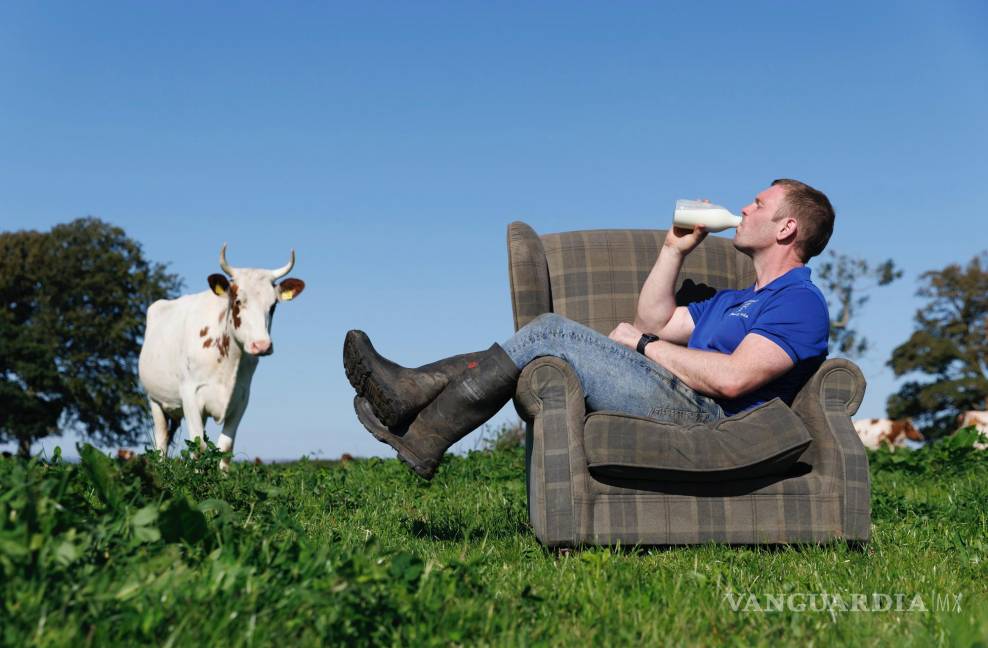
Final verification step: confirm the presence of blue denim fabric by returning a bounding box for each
[502,313,723,424]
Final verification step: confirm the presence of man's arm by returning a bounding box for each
[633,226,707,344]
[645,333,794,399]
[608,324,794,398]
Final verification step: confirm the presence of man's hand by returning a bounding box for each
[609,322,644,351]
[665,197,711,255]
[664,224,709,255]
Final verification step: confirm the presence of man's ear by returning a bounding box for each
[208,274,231,296]
[778,218,798,242]
[277,278,305,302]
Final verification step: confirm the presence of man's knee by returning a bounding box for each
[528,312,567,331]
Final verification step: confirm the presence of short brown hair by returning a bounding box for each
[771,178,835,261]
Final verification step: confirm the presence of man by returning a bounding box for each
[344,179,833,479]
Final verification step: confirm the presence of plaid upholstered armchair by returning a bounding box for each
[507,221,871,548]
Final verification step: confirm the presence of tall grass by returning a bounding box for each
[1,431,986,646]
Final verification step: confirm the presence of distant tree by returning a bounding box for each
[0,218,182,457]
[815,250,903,358]
[886,252,988,437]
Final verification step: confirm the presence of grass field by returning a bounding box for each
[2,430,987,647]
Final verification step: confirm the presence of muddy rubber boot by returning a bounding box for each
[343,330,446,427]
[354,342,519,480]
[415,350,487,378]
[344,330,487,427]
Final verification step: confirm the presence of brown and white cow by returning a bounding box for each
[852,418,925,451]
[138,245,305,469]
[955,411,988,450]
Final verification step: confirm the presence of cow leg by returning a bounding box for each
[217,400,248,472]
[149,399,171,456]
[180,389,207,453]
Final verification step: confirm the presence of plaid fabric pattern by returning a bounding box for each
[514,356,592,547]
[507,221,871,547]
[791,358,871,543]
[584,397,812,482]
[536,227,755,335]
[507,222,553,331]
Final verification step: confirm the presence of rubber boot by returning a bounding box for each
[344,330,486,426]
[354,342,519,480]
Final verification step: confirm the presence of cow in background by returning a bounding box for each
[139,245,305,470]
[853,418,925,451]
[955,411,988,450]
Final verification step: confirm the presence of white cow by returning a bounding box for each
[955,411,988,450]
[138,245,305,469]
[852,418,925,451]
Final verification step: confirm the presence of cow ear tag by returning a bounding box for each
[277,278,305,302]
[208,274,230,296]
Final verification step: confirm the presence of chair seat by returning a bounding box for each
[584,398,812,482]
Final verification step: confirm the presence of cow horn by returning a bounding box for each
[219,244,234,276]
[271,249,295,280]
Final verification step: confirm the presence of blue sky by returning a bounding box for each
[2,1,986,460]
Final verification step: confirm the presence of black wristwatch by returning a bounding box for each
[636,333,660,355]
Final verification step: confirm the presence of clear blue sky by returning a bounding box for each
[2,1,986,460]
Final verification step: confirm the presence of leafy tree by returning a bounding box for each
[815,250,902,358]
[886,252,988,437]
[0,218,182,457]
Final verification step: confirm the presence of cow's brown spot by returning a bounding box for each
[199,326,209,337]
[229,284,242,329]
[203,338,213,348]
[218,334,231,359]
[891,419,924,442]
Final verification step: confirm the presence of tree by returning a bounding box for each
[0,218,182,456]
[815,250,902,358]
[886,252,988,437]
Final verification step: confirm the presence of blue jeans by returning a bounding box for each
[502,313,723,424]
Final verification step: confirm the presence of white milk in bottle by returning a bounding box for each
[673,199,742,232]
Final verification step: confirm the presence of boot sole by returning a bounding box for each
[353,396,438,480]
[343,331,407,428]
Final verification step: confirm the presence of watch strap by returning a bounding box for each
[637,333,659,355]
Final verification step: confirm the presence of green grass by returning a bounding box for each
[1,431,987,647]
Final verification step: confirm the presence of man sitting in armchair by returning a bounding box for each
[343,178,834,480]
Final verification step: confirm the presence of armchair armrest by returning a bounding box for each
[791,358,871,542]
[513,356,591,547]
[514,355,586,425]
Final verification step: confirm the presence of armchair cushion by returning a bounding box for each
[585,397,812,482]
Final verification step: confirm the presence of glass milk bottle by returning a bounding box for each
[673,199,742,232]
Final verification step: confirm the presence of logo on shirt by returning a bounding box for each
[729,299,759,319]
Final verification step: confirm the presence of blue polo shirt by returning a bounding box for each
[686,266,829,416]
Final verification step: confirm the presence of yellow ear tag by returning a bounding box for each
[213,285,226,296]
[280,290,295,301]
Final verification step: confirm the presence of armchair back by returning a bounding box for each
[508,222,756,335]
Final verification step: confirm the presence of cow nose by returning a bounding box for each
[249,340,272,356]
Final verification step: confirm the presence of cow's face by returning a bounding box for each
[208,270,305,356]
